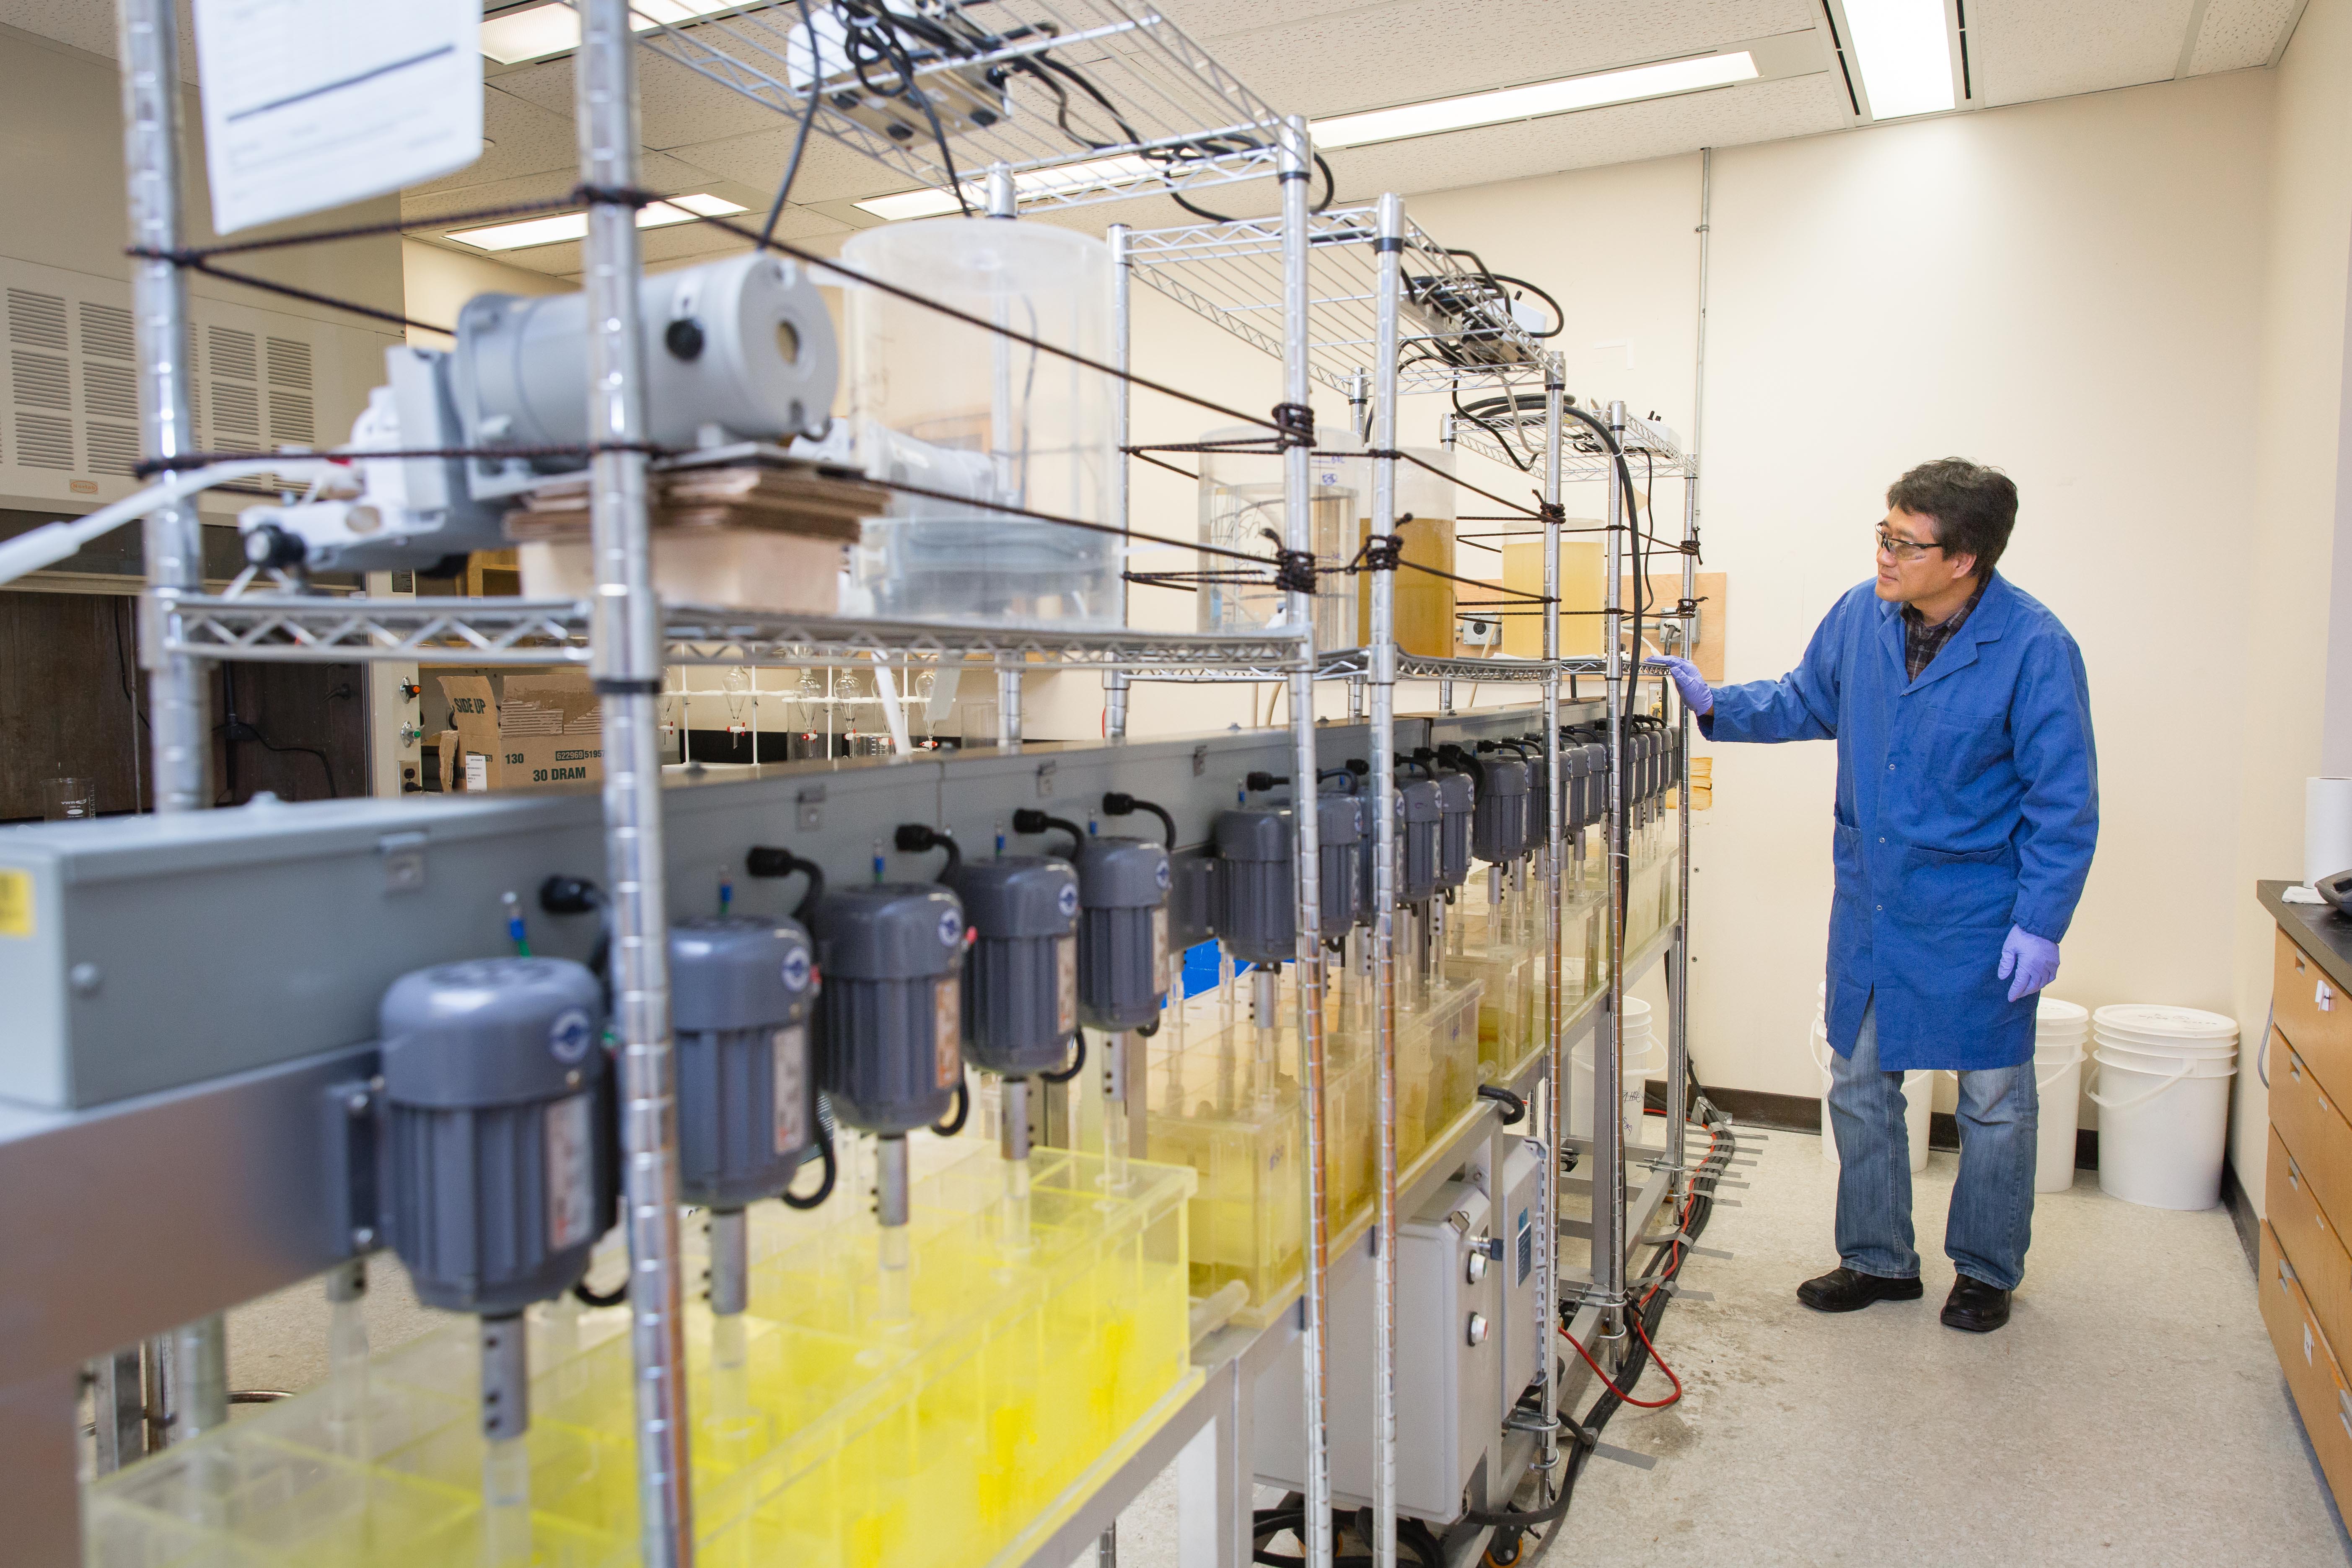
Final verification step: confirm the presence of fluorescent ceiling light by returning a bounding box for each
[447,192,747,251]
[1308,52,1758,151]
[855,189,966,222]
[1842,0,1956,119]
[854,155,1158,221]
[480,1,759,66]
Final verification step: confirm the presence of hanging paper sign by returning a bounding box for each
[192,0,482,234]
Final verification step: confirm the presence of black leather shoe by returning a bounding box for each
[1941,1275,2012,1332]
[1796,1265,1924,1312]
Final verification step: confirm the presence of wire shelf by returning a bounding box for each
[153,594,1312,672]
[633,0,1288,215]
[1133,646,1573,684]
[1123,208,1562,401]
[1448,409,1696,485]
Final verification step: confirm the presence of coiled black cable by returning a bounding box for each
[930,1077,971,1136]
[782,1101,838,1210]
[895,822,962,874]
[1039,1031,1088,1085]
[1101,790,1177,850]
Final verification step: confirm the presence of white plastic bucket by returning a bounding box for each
[1571,999,1657,1152]
[2033,1042,2084,1192]
[1810,1015,1931,1172]
[2036,996,2090,1041]
[2088,1043,2236,1210]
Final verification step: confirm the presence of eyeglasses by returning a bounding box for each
[1874,525,1944,562]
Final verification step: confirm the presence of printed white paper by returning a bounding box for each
[192,0,482,234]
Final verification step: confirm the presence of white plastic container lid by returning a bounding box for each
[2035,998,2090,1039]
[2092,1003,2237,1040]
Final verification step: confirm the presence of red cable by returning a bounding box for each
[1563,1117,1715,1410]
[1559,1321,1682,1409]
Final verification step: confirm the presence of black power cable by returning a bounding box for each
[782,1102,839,1210]
[756,0,826,248]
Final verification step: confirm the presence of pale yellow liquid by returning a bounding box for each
[85,1146,1193,1568]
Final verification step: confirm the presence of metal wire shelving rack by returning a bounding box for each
[633,0,1291,216]
[58,4,1704,1567]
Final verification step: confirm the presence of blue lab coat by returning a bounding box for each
[1702,573,2098,1071]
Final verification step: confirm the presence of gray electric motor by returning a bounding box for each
[1520,747,1550,850]
[1077,837,1171,1031]
[1577,741,1609,828]
[811,885,966,1133]
[1472,754,1532,863]
[1560,744,1592,832]
[671,916,818,1210]
[453,251,837,496]
[1432,769,1474,889]
[1215,794,1360,965]
[1399,778,1442,902]
[942,857,1078,1076]
[378,957,611,1317]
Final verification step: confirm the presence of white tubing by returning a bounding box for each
[0,459,328,588]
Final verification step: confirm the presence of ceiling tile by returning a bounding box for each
[1963,0,2197,107]
[2184,0,2303,73]
[655,123,922,207]
[1318,72,1851,198]
[1006,72,1849,238]
[407,86,578,194]
[1167,0,1819,119]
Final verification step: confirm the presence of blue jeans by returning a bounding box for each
[1826,998,2039,1291]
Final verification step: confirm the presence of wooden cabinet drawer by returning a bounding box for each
[2269,1125,2352,1360]
[2260,1222,2352,1510]
[2277,930,2352,1107]
[2272,1031,2352,1239]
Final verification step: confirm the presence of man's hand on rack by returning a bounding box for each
[1645,655,1713,715]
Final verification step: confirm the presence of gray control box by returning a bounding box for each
[0,715,1566,1112]
[1254,1176,1504,1523]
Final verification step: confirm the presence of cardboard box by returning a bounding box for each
[435,671,604,792]
[516,531,846,612]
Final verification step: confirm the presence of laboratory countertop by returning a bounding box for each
[2259,879,2352,998]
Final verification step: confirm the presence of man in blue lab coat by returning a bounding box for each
[1649,459,2097,1333]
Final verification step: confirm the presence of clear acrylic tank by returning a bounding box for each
[1195,428,1357,650]
[842,219,1122,630]
[1311,433,1459,658]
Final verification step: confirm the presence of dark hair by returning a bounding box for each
[1886,459,2017,581]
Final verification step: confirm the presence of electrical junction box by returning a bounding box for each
[1254,1176,1503,1523]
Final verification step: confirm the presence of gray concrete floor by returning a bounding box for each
[1079,1126,2352,1568]
[1543,1127,2351,1565]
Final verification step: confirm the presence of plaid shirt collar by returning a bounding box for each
[1901,576,1988,682]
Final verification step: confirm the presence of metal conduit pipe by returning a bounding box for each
[1592,398,1632,1339]
[1536,368,1567,1477]
[1107,221,1132,745]
[1367,189,1407,1568]
[117,0,228,1449]
[578,3,693,1558]
[1666,150,1713,1175]
[1278,113,1334,1568]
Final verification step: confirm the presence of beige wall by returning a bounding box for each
[1400,71,2287,1140]
[400,241,571,347]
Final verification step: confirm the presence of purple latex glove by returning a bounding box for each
[1998,925,2060,1003]
[1645,654,1712,715]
